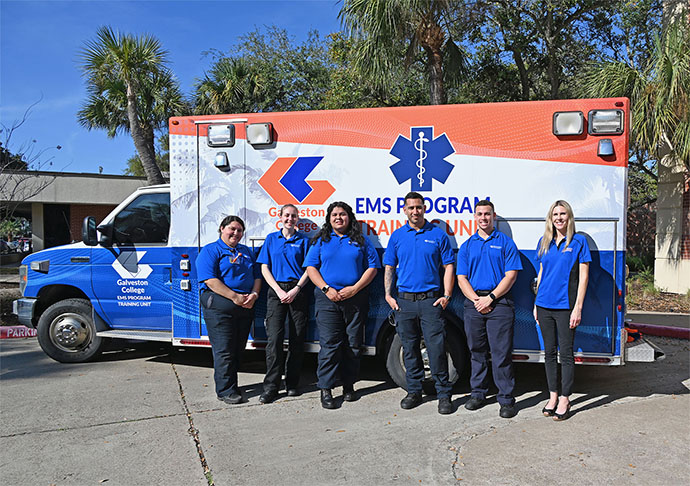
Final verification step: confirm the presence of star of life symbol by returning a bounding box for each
[389,126,455,191]
[112,251,153,279]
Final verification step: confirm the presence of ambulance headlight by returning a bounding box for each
[553,111,583,136]
[246,123,273,146]
[207,124,235,147]
[588,109,624,135]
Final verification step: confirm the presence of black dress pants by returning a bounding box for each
[536,306,575,397]
[263,281,309,392]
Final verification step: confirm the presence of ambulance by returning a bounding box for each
[14,98,661,391]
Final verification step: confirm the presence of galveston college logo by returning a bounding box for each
[258,156,335,205]
[112,251,153,279]
[389,126,455,191]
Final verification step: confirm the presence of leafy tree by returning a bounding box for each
[78,26,185,185]
[195,27,333,113]
[339,0,469,105]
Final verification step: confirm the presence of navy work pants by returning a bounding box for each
[263,281,309,392]
[201,290,253,398]
[314,289,368,390]
[395,297,451,398]
[536,306,575,397]
[463,297,515,405]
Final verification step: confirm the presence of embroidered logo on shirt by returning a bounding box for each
[490,245,502,249]
[424,239,435,244]
[563,247,573,253]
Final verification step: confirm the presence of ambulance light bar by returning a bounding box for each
[553,111,583,136]
[588,109,624,135]
[207,124,235,147]
[247,123,273,146]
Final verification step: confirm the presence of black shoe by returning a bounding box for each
[542,403,556,417]
[499,403,517,418]
[286,388,300,397]
[218,393,243,405]
[464,396,485,411]
[438,397,453,415]
[553,403,572,421]
[320,389,337,409]
[342,385,357,402]
[259,389,279,404]
[400,392,423,410]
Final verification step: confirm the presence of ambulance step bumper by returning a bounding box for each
[96,329,172,342]
[625,337,665,362]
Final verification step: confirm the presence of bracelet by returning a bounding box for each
[250,291,258,297]
[295,284,302,289]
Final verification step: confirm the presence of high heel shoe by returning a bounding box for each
[542,404,556,417]
[553,403,572,421]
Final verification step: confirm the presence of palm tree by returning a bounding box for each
[194,57,262,114]
[78,26,185,185]
[580,16,689,172]
[339,0,467,105]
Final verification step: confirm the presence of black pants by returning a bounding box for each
[314,289,368,390]
[201,290,253,398]
[263,281,309,392]
[536,306,575,397]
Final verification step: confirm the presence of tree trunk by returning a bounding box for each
[511,48,530,100]
[545,10,560,99]
[426,46,446,105]
[126,83,164,185]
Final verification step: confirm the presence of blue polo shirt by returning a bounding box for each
[456,230,522,290]
[535,233,591,309]
[304,232,381,290]
[383,221,454,293]
[196,239,260,293]
[257,230,309,282]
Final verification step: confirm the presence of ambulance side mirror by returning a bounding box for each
[82,217,98,246]
[97,222,114,247]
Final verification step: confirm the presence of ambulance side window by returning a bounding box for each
[112,193,171,245]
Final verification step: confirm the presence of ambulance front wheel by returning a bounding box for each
[385,325,467,395]
[37,298,104,363]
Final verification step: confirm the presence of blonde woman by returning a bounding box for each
[533,201,590,421]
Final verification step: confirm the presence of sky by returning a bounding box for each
[0,0,342,175]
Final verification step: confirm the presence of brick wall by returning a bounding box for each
[69,204,117,242]
[682,172,690,260]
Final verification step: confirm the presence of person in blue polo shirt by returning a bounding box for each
[304,201,380,409]
[383,191,455,415]
[257,204,311,404]
[534,200,590,421]
[457,200,522,418]
[196,215,261,405]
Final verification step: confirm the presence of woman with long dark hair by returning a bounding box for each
[196,215,261,404]
[304,201,380,409]
[534,200,590,421]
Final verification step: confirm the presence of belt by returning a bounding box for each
[399,290,440,301]
[476,290,492,297]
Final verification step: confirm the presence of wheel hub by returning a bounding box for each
[50,314,89,351]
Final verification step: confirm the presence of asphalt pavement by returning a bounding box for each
[1,333,688,485]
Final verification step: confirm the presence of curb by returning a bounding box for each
[0,326,37,339]
[627,322,690,340]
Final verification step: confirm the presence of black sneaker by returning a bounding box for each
[218,393,243,405]
[286,388,300,397]
[438,397,453,415]
[499,403,517,418]
[464,396,486,411]
[400,392,423,410]
[259,389,279,404]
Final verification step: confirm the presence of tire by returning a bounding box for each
[385,324,467,395]
[37,298,104,363]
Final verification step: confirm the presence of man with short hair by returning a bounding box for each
[457,200,522,418]
[383,192,455,415]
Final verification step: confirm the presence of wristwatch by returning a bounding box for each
[321,285,330,294]
[489,292,497,301]
[443,295,451,301]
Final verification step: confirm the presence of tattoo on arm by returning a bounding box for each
[384,266,395,296]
